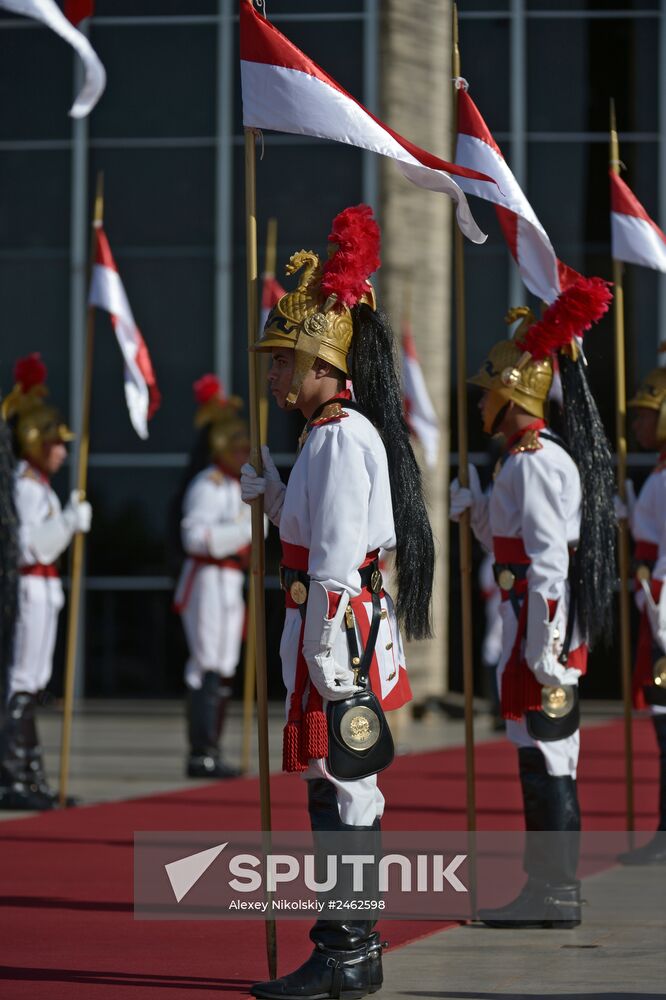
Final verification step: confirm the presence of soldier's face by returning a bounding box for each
[268,349,295,409]
[631,407,659,450]
[42,442,67,476]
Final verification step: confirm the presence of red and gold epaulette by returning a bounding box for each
[510,428,543,455]
[310,401,349,428]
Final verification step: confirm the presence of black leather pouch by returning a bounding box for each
[326,689,394,781]
[525,686,579,741]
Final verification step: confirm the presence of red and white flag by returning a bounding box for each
[402,327,439,469]
[454,86,579,303]
[0,0,105,117]
[260,273,285,333]
[239,1,496,245]
[610,171,666,273]
[88,228,161,439]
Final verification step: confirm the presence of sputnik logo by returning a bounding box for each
[165,843,228,902]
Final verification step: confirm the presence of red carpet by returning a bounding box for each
[0,716,658,999]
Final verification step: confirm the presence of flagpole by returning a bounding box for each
[610,99,635,832]
[244,13,277,969]
[58,170,104,808]
[452,3,477,836]
[241,216,277,775]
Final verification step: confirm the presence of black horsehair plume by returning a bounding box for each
[558,354,616,648]
[350,303,435,641]
[0,416,18,678]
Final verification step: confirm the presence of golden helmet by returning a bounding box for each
[468,308,554,430]
[192,374,249,464]
[628,368,666,443]
[1,353,74,463]
[468,279,612,434]
[253,205,379,407]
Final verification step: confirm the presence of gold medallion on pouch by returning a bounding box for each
[541,685,574,719]
[340,705,380,751]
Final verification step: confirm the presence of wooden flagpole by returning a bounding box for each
[241,216,277,775]
[452,3,477,835]
[58,171,104,808]
[244,1,277,969]
[610,99,635,831]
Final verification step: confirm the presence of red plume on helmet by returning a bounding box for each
[321,204,381,307]
[14,353,47,392]
[517,277,613,360]
[193,373,223,405]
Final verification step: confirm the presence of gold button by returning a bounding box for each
[498,568,516,591]
[387,670,396,681]
[380,610,388,620]
[352,657,360,666]
[289,581,308,605]
[636,564,651,582]
[385,642,393,650]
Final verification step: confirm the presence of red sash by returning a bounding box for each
[281,543,407,773]
[173,549,250,614]
[493,536,587,720]
[20,563,58,578]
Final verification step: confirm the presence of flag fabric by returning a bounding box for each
[88,229,161,439]
[239,0,496,246]
[0,0,105,117]
[64,0,93,25]
[402,327,439,469]
[454,86,579,303]
[260,273,285,333]
[610,171,666,273]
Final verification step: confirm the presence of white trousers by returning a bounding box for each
[498,601,580,779]
[7,576,65,699]
[280,608,386,827]
[179,565,245,690]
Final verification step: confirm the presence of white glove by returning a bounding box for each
[302,582,362,702]
[524,593,581,687]
[613,480,636,523]
[240,445,286,525]
[449,465,482,522]
[63,491,92,534]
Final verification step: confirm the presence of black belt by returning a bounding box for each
[493,562,528,619]
[280,558,384,687]
[280,559,383,615]
[492,557,578,666]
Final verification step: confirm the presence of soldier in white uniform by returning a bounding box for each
[241,205,434,999]
[0,354,91,810]
[173,375,251,779]
[616,369,666,864]
[0,410,18,702]
[451,286,615,926]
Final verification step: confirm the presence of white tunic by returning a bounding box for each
[8,462,68,697]
[484,435,583,777]
[631,462,666,581]
[175,465,252,688]
[279,405,408,825]
[629,460,666,717]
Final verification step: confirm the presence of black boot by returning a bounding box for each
[250,931,383,999]
[0,692,56,811]
[618,715,666,865]
[186,673,240,779]
[251,780,384,999]
[478,747,582,928]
